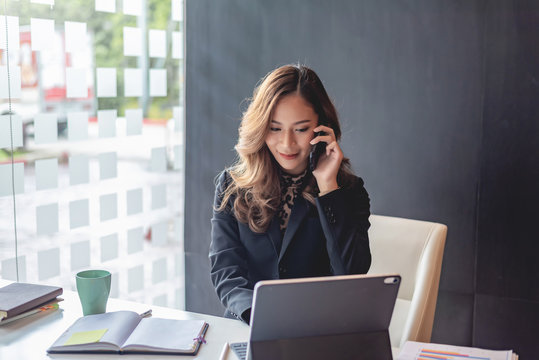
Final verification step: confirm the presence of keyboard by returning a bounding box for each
[229,342,248,360]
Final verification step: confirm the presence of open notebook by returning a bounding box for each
[47,311,208,355]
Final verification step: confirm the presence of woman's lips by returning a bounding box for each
[279,152,298,160]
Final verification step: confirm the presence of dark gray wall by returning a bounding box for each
[185,0,539,357]
[473,0,539,354]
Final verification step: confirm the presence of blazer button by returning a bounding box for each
[325,206,335,223]
[279,266,286,274]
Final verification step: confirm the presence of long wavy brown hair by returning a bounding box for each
[218,64,356,233]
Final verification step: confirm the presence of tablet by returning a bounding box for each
[247,273,400,360]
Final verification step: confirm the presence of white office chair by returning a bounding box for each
[367,214,447,352]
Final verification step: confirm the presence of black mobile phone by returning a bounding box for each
[309,117,327,172]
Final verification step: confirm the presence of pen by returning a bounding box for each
[219,342,229,360]
[139,309,152,318]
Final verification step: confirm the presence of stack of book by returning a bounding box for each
[0,282,63,325]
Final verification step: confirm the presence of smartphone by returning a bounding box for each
[309,116,327,172]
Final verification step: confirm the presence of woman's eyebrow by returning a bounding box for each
[270,119,312,125]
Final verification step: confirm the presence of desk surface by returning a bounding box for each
[0,280,248,360]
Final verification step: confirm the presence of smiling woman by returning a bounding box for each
[265,95,317,176]
[209,64,372,324]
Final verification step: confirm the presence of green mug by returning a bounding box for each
[76,270,111,316]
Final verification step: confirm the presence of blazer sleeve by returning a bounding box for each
[209,171,253,322]
[315,176,371,275]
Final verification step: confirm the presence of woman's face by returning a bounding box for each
[265,94,318,175]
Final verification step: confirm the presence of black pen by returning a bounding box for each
[139,309,152,318]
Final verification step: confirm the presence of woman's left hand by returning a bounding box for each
[310,125,343,194]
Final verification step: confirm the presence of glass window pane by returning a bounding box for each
[0,0,185,310]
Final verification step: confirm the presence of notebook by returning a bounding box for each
[234,273,401,360]
[0,298,63,325]
[0,282,63,321]
[47,310,209,355]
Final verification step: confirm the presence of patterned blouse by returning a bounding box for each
[277,169,308,237]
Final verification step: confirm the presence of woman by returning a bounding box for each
[210,64,371,324]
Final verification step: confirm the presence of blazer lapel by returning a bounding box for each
[278,196,310,262]
[267,216,281,257]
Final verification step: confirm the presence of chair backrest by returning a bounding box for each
[367,214,447,348]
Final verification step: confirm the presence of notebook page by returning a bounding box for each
[49,311,141,351]
[122,317,206,352]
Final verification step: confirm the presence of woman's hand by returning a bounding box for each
[310,125,343,194]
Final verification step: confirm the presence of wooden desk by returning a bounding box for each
[0,281,249,360]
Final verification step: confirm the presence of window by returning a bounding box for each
[1,0,185,308]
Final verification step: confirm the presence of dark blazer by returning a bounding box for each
[209,170,371,322]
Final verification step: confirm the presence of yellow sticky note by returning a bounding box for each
[64,329,108,346]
